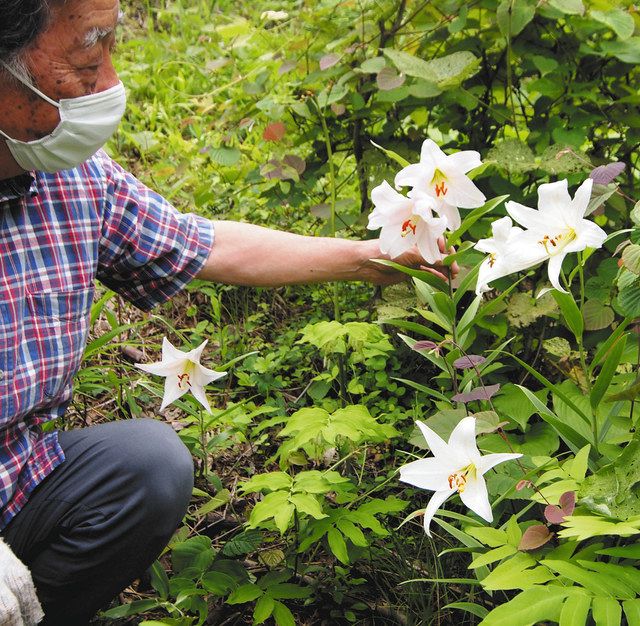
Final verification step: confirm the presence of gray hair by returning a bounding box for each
[0,0,63,86]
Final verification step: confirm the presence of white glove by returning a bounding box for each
[0,538,43,626]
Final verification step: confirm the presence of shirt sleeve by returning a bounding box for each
[96,151,215,311]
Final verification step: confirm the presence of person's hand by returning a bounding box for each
[0,538,43,626]
[359,237,460,286]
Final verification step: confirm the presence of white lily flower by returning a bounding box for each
[367,181,447,263]
[136,337,226,413]
[394,139,486,210]
[474,216,547,295]
[505,178,607,292]
[399,417,521,536]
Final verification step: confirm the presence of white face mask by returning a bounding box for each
[0,61,126,173]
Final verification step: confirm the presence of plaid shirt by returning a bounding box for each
[0,150,214,530]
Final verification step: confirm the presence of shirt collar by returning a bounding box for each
[0,173,38,202]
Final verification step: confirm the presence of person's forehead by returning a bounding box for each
[49,0,122,46]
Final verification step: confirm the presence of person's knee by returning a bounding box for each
[116,419,194,530]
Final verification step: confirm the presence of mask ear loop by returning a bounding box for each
[0,60,60,108]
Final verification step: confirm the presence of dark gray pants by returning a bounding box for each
[1,419,194,625]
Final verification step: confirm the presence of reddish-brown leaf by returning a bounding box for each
[452,384,501,403]
[453,355,486,369]
[518,525,553,551]
[320,53,340,71]
[544,504,566,525]
[263,122,286,142]
[559,491,576,516]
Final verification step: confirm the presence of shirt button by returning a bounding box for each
[0,370,4,381]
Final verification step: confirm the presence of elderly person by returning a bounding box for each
[0,0,453,624]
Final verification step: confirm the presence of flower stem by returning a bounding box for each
[576,256,597,445]
[315,98,347,405]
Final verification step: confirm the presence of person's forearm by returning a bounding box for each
[196,220,382,287]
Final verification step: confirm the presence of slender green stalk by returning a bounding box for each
[448,275,459,395]
[576,256,596,444]
[314,98,347,405]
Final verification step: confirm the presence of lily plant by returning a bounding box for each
[367,181,447,262]
[136,337,226,413]
[475,178,607,294]
[399,417,521,535]
[367,139,486,261]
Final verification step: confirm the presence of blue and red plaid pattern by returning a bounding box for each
[0,150,214,529]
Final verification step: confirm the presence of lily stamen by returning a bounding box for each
[177,373,192,389]
[448,463,477,494]
[401,218,417,237]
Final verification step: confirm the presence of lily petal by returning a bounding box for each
[572,178,593,218]
[459,473,493,522]
[547,252,568,292]
[160,376,188,411]
[395,163,433,190]
[448,149,482,173]
[445,172,486,209]
[477,452,523,474]
[433,201,462,231]
[423,489,454,536]
[136,360,185,377]
[190,383,212,413]
[399,458,455,492]
[537,180,571,215]
[415,420,450,458]
[447,417,481,463]
[506,201,562,233]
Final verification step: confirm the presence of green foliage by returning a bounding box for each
[82,0,640,623]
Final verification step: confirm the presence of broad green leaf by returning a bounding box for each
[579,439,640,520]
[552,290,583,342]
[208,146,242,166]
[481,553,554,590]
[241,472,293,494]
[558,516,640,541]
[618,277,640,317]
[259,549,286,568]
[466,526,509,547]
[267,583,312,600]
[623,599,640,626]
[497,0,536,38]
[382,49,479,87]
[622,244,640,275]
[290,493,327,520]
[469,544,517,569]
[592,597,622,625]
[193,489,231,517]
[486,138,536,174]
[171,536,214,574]
[542,559,632,598]
[591,9,635,40]
[559,590,591,626]
[579,559,640,595]
[227,583,263,605]
[327,527,350,564]
[583,300,614,331]
[598,545,640,559]
[253,595,275,624]
[479,586,568,625]
[272,601,296,626]
[548,0,584,14]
